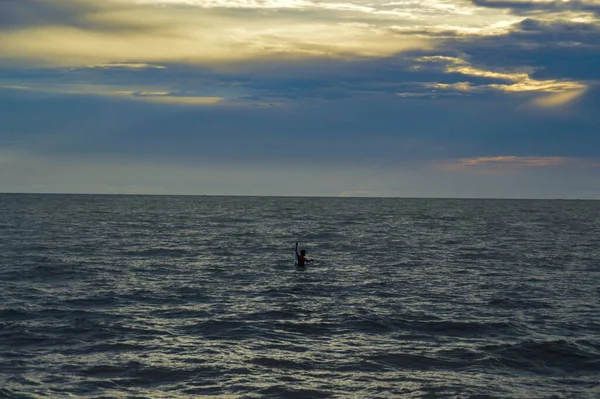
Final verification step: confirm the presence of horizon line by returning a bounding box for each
[1,192,598,201]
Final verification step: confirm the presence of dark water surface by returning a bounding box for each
[1,194,599,398]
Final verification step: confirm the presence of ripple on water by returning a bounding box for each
[1,195,599,398]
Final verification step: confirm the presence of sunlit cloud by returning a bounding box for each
[388,19,521,37]
[436,156,600,174]
[133,94,223,105]
[0,0,432,68]
[0,83,225,106]
[427,81,476,92]
[457,156,568,167]
[86,63,167,69]
[0,25,428,67]
[0,0,544,69]
[414,55,588,106]
[139,0,517,19]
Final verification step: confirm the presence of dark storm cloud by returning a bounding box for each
[1,0,99,30]
[0,0,169,34]
[471,0,600,15]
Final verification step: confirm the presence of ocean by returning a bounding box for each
[0,194,599,398]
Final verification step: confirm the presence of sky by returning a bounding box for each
[1,0,599,198]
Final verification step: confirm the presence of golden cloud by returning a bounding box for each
[86,63,166,69]
[0,1,429,67]
[133,95,223,105]
[427,81,475,92]
[0,83,224,106]
[416,56,587,106]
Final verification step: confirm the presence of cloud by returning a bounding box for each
[132,94,223,105]
[471,0,600,16]
[0,0,103,31]
[86,63,166,69]
[0,0,430,67]
[1,22,427,67]
[436,155,600,174]
[387,19,521,38]
[412,55,588,106]
[0,83,226,106]
[3,0,595,102]
[0,0,598,199]
[443,18,600,82]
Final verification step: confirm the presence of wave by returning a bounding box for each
[80,341,148,353]
[2,195,600,398]
[62,295,119,308]
[251,356,314,370]
[274,321,339,336]
[482,339,600,374]
[179,319,255,339]
[122,248,193,257]
[363,352,469,371]
[345,315,516,337]
[0,327,52,347]
[76,361,237,392]
[0,308,31,321]
[488,297,552,309]
[257,385,331,398]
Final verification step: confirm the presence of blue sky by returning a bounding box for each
[1,0,599,197]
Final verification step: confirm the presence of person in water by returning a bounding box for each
[295,242,313,267]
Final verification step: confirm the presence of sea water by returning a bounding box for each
[0,194,599,398]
